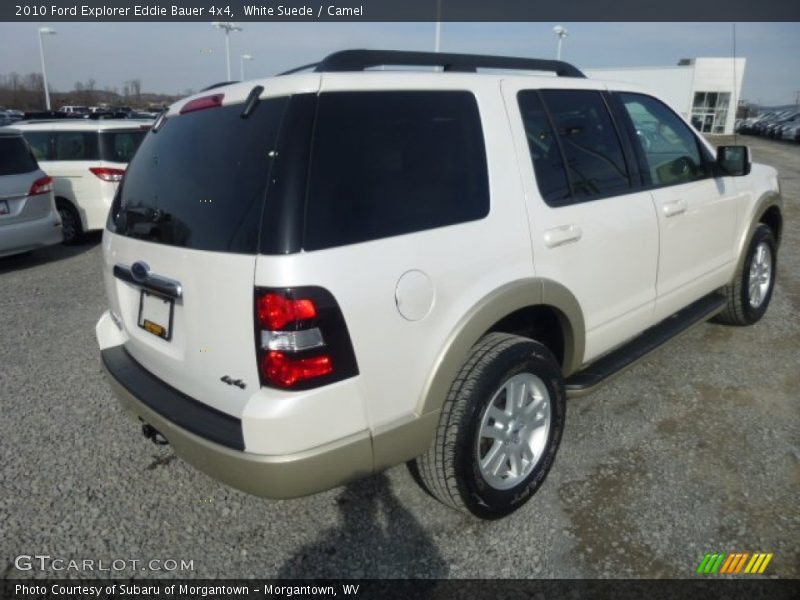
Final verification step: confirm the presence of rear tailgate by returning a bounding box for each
[0,135,49,225]
[102,236,258,417]
[0,171,51,225]
[103,93,289,418]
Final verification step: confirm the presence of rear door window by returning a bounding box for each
[303,91,489,250]
[517,91,571,205]
[110,98,288,254]
[539,89,631,201]
[99,130,148,163]
[0,136,38,175]
[54,132,99,161]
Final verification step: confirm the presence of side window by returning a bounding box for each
[517,91,571,205]
[100,131,147,163]
[303,91,489,250]
[54,132,99,161]
[23,132,52,161]
[540,90,631,200]
[618,92,707,186]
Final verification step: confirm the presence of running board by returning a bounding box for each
[565,292,727,397]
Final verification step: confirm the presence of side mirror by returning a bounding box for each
[716,145,751,177]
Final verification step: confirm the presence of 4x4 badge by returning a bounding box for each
[220,375,246,390]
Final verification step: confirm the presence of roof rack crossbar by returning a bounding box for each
[301,49,585,78]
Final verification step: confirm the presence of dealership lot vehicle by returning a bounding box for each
[95,50,783,520]
[0,129,61,257]
[782,123,800,142]
[1,132,797,577]
[12,120,150,244]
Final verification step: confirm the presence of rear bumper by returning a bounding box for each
[0,211,62,258]
[101,345,374,499]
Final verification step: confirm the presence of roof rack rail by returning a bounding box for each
[200,81,239,91]
[278,49,585,78]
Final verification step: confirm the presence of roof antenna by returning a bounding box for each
[732,23,738,145]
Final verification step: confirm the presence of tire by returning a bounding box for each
[714,223,777,326]
[56,199,84,245]
[413,332,566,519]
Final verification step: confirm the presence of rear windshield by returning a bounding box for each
[0,136,38,175]
[109,98,287,253]
[99,130,147,163]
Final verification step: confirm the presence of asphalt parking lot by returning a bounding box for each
[1,135,798,580]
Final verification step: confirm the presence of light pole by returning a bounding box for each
[434,0,442,52]
[211,22,242,81]
[240,54,254,80]
[553,25,568,61]
[38,27,56,110]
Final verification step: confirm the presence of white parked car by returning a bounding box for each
[96,50,783,519]
[57,105,90,115]
[0,129,61,257]
[13,120,150,244]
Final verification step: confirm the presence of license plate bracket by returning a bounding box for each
[137,289,174,341]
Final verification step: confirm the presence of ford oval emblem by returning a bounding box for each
[131,261,150,283]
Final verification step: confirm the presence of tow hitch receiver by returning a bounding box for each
[141,422,169,446]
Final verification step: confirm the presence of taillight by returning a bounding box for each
[180,94,224,115]
[28,176,53,196]
[90,167,125,182]
[254,287,358,390]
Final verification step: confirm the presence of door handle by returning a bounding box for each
[114,263,183,299]
[663,199,687,217]
[543,224,582,248]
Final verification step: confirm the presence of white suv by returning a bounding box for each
[13,120,150,244]
[96,50,783,519]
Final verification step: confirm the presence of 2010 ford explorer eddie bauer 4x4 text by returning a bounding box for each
[96,50,783,519]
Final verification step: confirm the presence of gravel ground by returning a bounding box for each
[1,135,798,580]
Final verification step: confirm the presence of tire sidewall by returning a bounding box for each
[455,341,566,519]
[57,201,82,245]
[739,225,777,323]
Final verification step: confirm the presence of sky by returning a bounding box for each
[0,22,798,106]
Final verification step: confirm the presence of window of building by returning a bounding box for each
[691,91,731,134]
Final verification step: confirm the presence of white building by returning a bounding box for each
[585,57,746,135]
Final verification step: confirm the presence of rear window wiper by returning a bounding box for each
[241,85,265,119]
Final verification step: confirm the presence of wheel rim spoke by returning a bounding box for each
[476,373,552,490]
[748,242,772,308]
[480,421,505,441]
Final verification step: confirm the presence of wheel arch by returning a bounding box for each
[417,278,585,417]
[55,195,88,231]
[733,190,782,278]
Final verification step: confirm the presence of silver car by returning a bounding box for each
[0,129,62,257]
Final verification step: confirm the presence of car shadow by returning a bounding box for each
[277,472,449,581]
[0,231,102,275]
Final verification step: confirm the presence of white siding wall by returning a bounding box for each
[585,58,746,134]
[584,66,695,118]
